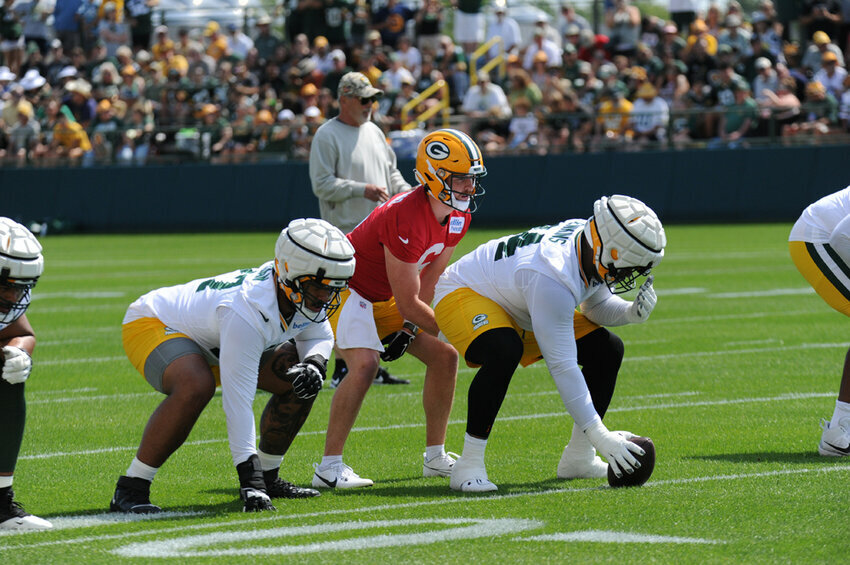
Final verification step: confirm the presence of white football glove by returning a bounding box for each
[626,275,657,323]
[2,346,32,385]
[584,420,644,478]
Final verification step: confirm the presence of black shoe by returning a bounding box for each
[266,477,321,499]
[329,361,348,389]
[374,366,410,385]
[0,488,52,530]
[110,476,162,514]
[240,488,276,512]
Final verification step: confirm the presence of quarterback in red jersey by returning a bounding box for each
[312,129,486,489]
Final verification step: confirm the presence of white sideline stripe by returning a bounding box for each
[627,342,850,363]
[19,391,835,461]
[0,511,208,536]
[28,387,98,396]
[34,304,122,314]
[4,465,849,547]
[524,530,720,544]
[709,288,815,299]
[652,309,815,324]
[32,291,126,300]
[28,392,158,405]
[38,339,94,347]
[658,287,707,296]
[39,356,126,366]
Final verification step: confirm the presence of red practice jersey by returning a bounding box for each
[347,186,470,302]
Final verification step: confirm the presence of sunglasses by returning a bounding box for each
[359,96,376,105]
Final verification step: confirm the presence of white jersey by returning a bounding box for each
[124,261,334,466]
[435,220,634,429]
[790,187,850,243]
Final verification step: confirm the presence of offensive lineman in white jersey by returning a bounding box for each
[789,187,850,456]
[0,218,52,530]
[110,219,355,512]
[434,195,666,491]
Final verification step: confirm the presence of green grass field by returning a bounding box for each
[3,223,849,564]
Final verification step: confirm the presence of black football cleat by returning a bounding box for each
[109,476,162,514]
[240,488,276,512]
[374,366,410,385]
[266,477,320,499]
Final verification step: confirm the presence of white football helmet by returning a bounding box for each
[583,195,666,294]
[0,217,44,325]
[274,218,355,322]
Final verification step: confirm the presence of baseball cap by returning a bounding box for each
[314,36,329,48]
[155,25,168,35]
[330,49,346,62]
[301,83,318,96]
[813,31,830,45]
[754,57,771,70]
[822,51,838,63]
[338,72,383,99]
[277,108,295,121]
[57,65,78,80]
[304,106,321,118]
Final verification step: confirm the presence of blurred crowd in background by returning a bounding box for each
[1,0,850,167]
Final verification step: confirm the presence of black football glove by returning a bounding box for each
[380,322,417,362]
[286,355,326,399]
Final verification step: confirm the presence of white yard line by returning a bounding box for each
[3,465,848,548]
[19,391,835,461]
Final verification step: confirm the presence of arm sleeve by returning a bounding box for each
[309,128,367,202]
[294,320,335,362]
[580,288,634,327]
[217,308,265,466]
[521,270,601,429]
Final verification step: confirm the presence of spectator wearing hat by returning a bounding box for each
[0,65,15,94]
[656,22,686,59]
[124,0,156,50]
[800,0,842,43]
[322,49,350,98]
[522,27,562,71]
[90,97,122,161]
[62,78,96,127]
[310,35,335,74]
[750,10,785,63]
[414,0,443,54]
[461,70,511,138]
[226,22,254,61]
[802,30,844,71]
[150,25,174,61]
[485,4,521,60]
[253,15,281,63]
[204,21,230,61]
[593,87,633,150]
[718,14,753,58]
[50,103,94,165]
[813,50,847,97]
[783,79,839,137]
[683,19,718,57]
[629,81,668,146]
[0,0,25,75]
[5,100,40,163]
[97,2,129,58]
[752,56,780,103]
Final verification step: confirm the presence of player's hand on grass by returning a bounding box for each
[626,275,656,323]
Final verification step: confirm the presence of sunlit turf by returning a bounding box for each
[4,223,849,564]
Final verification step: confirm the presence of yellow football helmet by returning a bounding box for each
[414,128,486,213]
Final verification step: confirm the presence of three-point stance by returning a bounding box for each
[111,219,355,512]
[312,129,487,488]
[434,195,666,491]
[789,186,850,456]
[0,218,52,530]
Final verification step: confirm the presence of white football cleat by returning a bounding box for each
[311,462,374,488]
[0,490,53,531]
[423,451,459,478]
[449,456,497,492]
[818,418,850,456]
[557,445,608,479]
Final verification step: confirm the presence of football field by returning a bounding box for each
[3,223,849,563]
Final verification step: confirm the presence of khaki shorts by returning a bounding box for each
[790,240,850,316]
[434,287,600,368]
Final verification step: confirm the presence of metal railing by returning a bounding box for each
[469,37,507,87]
[400,79,451,131]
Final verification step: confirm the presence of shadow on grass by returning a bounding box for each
[684,450,823,464]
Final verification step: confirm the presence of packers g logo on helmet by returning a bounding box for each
[415,129,486,214]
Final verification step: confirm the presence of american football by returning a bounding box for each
[607,436,656,488]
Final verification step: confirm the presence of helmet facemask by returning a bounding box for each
[0,279,35,325]
[277,264,347,323]
[432,164,487,213]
